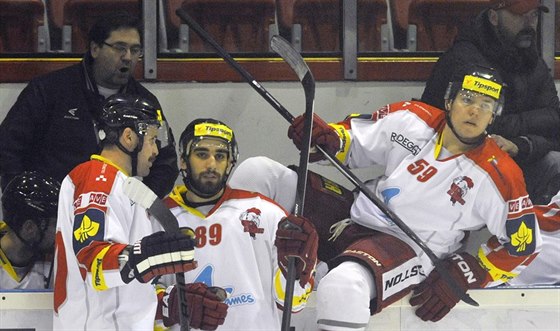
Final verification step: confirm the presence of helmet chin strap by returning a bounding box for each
[115,134,142,177]
[445,112,487,147]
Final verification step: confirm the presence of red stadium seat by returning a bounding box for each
[180,0,276,53]
[391,0,490,51]
[276,0,387,52]
[48,0,140,53]
[0,0,45,53]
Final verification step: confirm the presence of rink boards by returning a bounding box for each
[1,287,559,330]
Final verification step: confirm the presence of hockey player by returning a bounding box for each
[0,171,60,289]
[258,64,540,329]
[159,118,318,330]
[53,95,227,330]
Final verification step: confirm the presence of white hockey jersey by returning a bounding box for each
[53,155,160,330]
[334,101,541,286]
[162,185,313,330]
[508,192,560,286]
[0,222,53,289]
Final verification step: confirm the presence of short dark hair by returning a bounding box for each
[87,11,143,47]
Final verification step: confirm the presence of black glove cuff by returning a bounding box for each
[119,246,135,284]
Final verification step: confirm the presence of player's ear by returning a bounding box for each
[487,9,499,27]
[120,127,137,149]
[179,156,188,171]
[19,219,38,241]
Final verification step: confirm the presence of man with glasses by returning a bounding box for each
[0,11,178,199]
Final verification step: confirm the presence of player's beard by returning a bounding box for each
[191,170,225,196]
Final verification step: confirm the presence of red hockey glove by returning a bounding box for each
[162,283,228,330]
[409,253,487,322]
[121,231,197,283]
[288,114,341,162]
[275,214,319,287]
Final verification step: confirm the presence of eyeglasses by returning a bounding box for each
[102,42,143,58]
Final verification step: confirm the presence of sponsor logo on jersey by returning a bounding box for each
[390,132,421,155]
[239,208,265,239]
[447,176,474,206]
[88,192,108,206]
[193,265,254,307]
[72,208,104,252]
[507,196,533,213]
[505,213,537,256]
[382,259,424,299]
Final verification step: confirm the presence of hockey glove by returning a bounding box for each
[275,214,319,287]
[161,282,228,330]
[121,230,197,283]
[288,114,341,162]
[409,253,487,322]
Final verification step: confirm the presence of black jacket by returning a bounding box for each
[0,54,178,198]
[421,10,560,164]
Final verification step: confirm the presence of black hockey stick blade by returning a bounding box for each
[271,35,315,331]
[123,177,191,331]
[175,8,478,307]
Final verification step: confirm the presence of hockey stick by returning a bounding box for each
[175,8,478,307]
[122,177,191,331]
[270,35,315,331]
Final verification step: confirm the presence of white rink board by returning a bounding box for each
[2,288,559,331]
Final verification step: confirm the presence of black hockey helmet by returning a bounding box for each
[98,94,162,176]
[2,171,60,236]
[444,64,505,116]
[179,118,238,198]
[99,94,162,140]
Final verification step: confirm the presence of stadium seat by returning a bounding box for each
[391,0,490,51]
[0,0,46,53]
[358,0,388,52]
[180,0,276,53]
[162,0,189,52]
[276,0,387,52]
[49,0,141,53]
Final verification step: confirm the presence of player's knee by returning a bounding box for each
[316,261,374,328]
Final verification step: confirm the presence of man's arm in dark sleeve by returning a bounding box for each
[490,63,560,162]
[0,82,47,191]
[421,51,462,110]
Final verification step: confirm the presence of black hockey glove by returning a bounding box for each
[275,214,319,287]
[288,114,341,162]
[161,282,228,330]
[120,231,197,283]
[409,253,487,322]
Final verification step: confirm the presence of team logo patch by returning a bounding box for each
[239,208,265,239]
[447,176,474,206]
[505,214,537,256]
[73,208,104,252]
